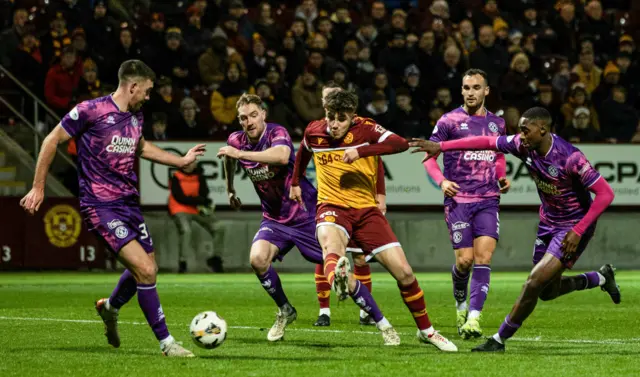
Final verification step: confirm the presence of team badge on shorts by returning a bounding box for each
[115,226,129,239]
[547,165,559,177]
[453,231,463,244]
[488,122,498,133]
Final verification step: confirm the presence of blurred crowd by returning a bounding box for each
[1,0,640,143]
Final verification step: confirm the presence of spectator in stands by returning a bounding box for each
[218,14,249,55]
[110,27,142,82]
[53,0,83,31]
[266,64,291,105]
[355,18,382,64]
[403,64,427,109]
[455,19,477,57]
[307,49,333,82]
[503,107,521,135]
[599,86,639,143]
[82,1,116,72]
[378,30,416,88]
[11,29,45,98]
[363,70,395,111]
[428,105,445,128]
[551,2,579,55]
[518,5,544,37]
[370,1,388,31]
[245,33,269,84]
[0,8,28,67]
[140,12,166,64]
[330,2,355,44]
[255,79,303,136]
[280,30,307,83]
[146,112,169,141]
[615,51,638,105]
[198,29,231,89]
[433,87,455,113]
[156,27,192,88]
[228,0,254,41]
[295,0,318,34]
[561,106,601,143]
[473,0,505,29]
[41,12,71,66]
[44,46,82,115]
[437,45,464,105]
[169,160,221,274]
[394,87,426,138]
[183,6,212,58]
[107,0,150,23]
[353,44,376,91]
[573,47,602,94]
[493,17,510,48]
[364,91,392,127]
[507,29,523,55]
[254,2,279,49]
[469,24,509,89]
[74,58,101,102]
[291,69,323,124]
[580,0,616,59]
[501,52,537,111]
[341,39,359,81]
[521,32,542,78]
[561,84,600,132]
[316,16,341,59]
[174,97,207,140]
[211,63,246,127]
[592,61,621,111]
[146,76,181,129]
[416,31,441,96]
[534,83,564,128]
[193,0,219,30]
[552,58,571,101]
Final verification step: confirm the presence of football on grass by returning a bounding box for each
[190,311,227,349]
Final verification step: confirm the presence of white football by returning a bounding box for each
[190,311,228,349]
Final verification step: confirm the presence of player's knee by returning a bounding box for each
[456,256,474,272]
[353,254,367,267]
[395,263,415,286]
[249,252,270,274]
[539,285,559,301]
[523,276,545,294]
[134,264,157,284]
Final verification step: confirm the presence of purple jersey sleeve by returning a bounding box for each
[60,101,96,137]
[566,151,601,188]
[227,131,243,148]
[496,134,526,158]
[269,126,293,148]
[429,117,451,143]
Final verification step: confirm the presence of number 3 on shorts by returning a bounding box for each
[139,223,149,239]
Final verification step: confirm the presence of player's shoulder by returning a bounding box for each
[437,108,463,125]
[554,135,586,163]
[227,130,246,146]
[305,119,327,135]
[486,111,506,126]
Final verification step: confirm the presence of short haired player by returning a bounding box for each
[20,60,204,357]
[217,94,391,343]
[411,107,620,352]
[291,90,457,351]
[424,68,510,339]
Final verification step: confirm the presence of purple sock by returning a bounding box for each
[109,269,137,309]
[257,265,289,308]
[137,283,170,341]
[497,315,521,340]
[580,272,601,290]
[469,264,491,312]
[350,280,384,322]
[451,264,470,303]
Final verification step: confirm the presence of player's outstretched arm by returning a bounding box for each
[138,137,206,168]
[357,133,409,158]
[20,124,71,214]
[410,136,501,161]
[223,156,242,209]
[217,145,290,165]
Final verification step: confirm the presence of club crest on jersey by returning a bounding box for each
[107,115,115,124]
[547,165,559,177]
[488,122,498,132]
[131,116,138,126]
[460,123,469,130]
[343,132,354,144]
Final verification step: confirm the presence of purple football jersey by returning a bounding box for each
[60,96,143,207]
[430,107,506,202]
[227,123,317,225]
[496,134,601,225]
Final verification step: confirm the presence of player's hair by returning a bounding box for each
[521,107,552,130]
[236,93,264,110]
[463,68,489,86]
[322,80,343,91]
[118,60,156,83]
[324,90,358,114]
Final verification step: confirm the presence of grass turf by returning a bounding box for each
[0,271,638,377]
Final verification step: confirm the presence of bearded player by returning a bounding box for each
[217,94,392,343]
[20,60,202,357]
[291,90,457,351]
[425,69,509,339]
[411,107,620,352]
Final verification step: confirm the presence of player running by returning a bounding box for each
[411,107,620,352]
[313,82,383,327]
[20,60,202,357]
[217,94,393,343]
[425,69,509,339]
[290,90,457,351]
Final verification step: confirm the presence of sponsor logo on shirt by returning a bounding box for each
[108,219,125,229]
[451,221,470,231]
[463,150,495,162]
[246,165,275,182]
[460,123,469,130]
[319,211,338,223]
[107,115,115,124]
[488,122,498,133]
[106,135,137,154]
[532,175,560,195]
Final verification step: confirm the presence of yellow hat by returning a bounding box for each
[603,61,620,76]
[493,17,508,33]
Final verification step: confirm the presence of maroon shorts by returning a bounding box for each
[315,204,400,261]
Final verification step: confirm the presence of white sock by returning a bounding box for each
[105,299,118,313]
[360,309,368,319]
[159,335,175,350]
[597,272,606,286]
[319,308,331,316]
[376,317,390,329]
[420,326,435,337]
[456,301,468,312]
[492,333,504,344]
[468,310,481,320]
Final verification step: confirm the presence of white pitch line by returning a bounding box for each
[0,316,638,345]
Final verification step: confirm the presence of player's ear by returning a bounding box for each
[129,82,137,94]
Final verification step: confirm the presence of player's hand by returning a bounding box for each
[376,194,387,215]
[228,190,242,210]
[217,145,241,160]
[408,138,440,161]
[20,187,45,215]
[289,185,303,205]
[181,144,206,167]
[561,230,581,256]
[440,179,460,197]
[342,149,360,164]
[499,177,511,194]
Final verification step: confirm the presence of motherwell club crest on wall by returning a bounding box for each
[44,204,82,248]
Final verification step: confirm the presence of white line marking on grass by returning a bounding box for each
[0,316,637,345]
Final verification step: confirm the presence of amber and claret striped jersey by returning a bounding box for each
[302,116,394,209]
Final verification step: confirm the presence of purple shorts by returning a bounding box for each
[533,221,595,269]
[81,206,154,254]
[444,198,500,249]
[253,219,323,264]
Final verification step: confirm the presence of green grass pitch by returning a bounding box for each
[0,271,638,377]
